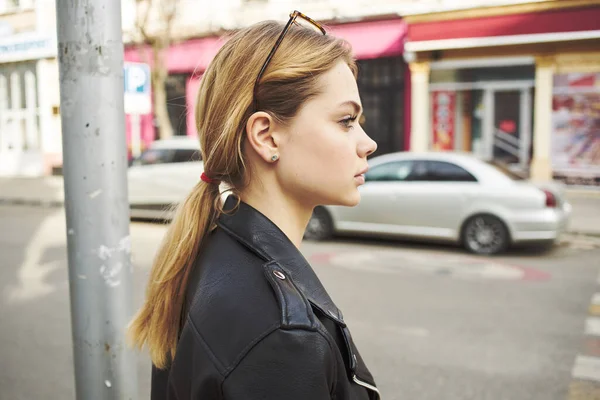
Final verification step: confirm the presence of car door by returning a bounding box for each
[403,160,478,239]
[333,159,417,234]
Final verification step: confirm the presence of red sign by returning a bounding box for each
[499,120,516,134]
[432,91,456,151]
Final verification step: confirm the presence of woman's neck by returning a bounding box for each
[239,184,312,248]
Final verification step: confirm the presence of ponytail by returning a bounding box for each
[128,180,221,369]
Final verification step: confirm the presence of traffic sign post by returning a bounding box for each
[124,62,151,159]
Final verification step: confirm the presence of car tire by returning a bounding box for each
[304,207,334,241]
[462,214,510,255]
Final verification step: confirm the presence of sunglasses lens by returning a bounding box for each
[293,17,324,34]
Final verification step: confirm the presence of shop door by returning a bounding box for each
[482,88,532,172]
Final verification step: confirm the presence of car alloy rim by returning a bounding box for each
[466,217,503,252]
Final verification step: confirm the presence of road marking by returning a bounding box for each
[573,356,600,383]
[5,211,65,302]
[586,318,600,336]
[585,337,600,357]
[317,249,551,281]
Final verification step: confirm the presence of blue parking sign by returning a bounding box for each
[124,62,151,114]
[124,63,150,95]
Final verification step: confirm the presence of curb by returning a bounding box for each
[0,198,64,209]
[567,231,600,239]
[566,189,600,198]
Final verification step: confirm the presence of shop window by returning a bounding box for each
[356,56,405,157]
[551,72,600,187]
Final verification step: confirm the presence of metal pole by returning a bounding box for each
[131,114,142,159]
[55,0,138,398]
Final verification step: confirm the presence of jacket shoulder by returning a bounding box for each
[262,260,319,331]
[182,230,318,376]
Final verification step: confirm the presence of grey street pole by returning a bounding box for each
[55,0,138,398]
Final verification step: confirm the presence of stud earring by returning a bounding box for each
[271,154,279,161]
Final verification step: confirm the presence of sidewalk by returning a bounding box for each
[0,176,65,207]
[0,176,599,237]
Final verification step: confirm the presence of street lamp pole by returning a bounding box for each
[55,0,138,398]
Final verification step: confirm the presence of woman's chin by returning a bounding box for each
[316,187,361,208]
[335,190,361,207]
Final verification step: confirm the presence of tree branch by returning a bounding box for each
[134,0,154,44]
[162,0,178,44]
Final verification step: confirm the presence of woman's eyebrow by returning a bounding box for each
[337,100,362,114]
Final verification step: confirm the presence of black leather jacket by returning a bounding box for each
[151,196,380,400]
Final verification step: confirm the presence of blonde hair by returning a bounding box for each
[128,20,357,369]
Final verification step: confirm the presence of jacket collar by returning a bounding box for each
[217,195,343,322]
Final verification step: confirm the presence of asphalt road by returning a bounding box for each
[1,204,599,400]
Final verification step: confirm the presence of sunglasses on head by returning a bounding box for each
[253,10,326,111]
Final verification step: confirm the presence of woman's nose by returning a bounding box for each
[358,128,377,158]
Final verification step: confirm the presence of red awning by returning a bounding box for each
[407,5,600,42]
[329,19,407,60]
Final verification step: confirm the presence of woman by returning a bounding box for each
[129,10,379,400]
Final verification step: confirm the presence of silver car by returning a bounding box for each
[128,138,203,219]
[305,152,572,255]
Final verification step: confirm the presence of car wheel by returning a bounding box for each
[462,214,509,255]
[304,207,333,241]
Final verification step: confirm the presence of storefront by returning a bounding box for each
[403,0,600,185]
[0,32,61,176]
[124,17,409,156]
[429,62,535,171]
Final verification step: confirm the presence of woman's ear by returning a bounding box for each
[245,112,280,163]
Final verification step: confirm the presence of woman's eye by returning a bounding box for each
[339,115,358,129]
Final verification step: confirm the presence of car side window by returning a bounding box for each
[172,149,201,163]
[411,160,477,182]
[137,149,173,165]
[365,161,414,182]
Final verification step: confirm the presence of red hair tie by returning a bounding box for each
[200,172,220,185]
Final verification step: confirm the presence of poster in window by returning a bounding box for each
[432,91,456,151]
[552,73,600,187]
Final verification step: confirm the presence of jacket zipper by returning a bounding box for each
[353,374,381,399]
